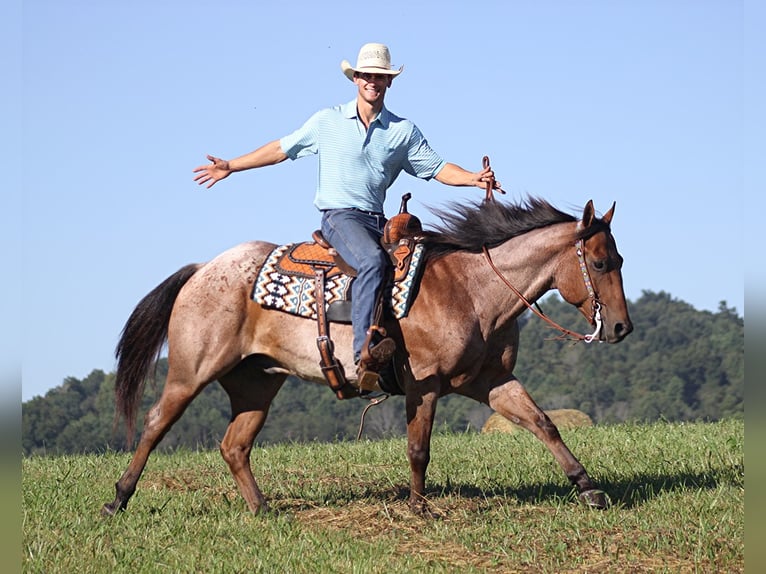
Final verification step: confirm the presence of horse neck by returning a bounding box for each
[482,223,576,313]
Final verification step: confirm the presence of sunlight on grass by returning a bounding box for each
[23,420,743,573]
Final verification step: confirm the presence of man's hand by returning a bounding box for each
[193,155,231,189]
[435,162,503,190]
[475,165,502,191]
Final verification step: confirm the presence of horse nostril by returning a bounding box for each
[614,321,633,338]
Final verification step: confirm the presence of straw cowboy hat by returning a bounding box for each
[340,43,404,81]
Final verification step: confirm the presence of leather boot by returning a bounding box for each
[356,337,396,392]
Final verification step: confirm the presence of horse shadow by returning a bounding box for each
[386,466,738,510]
[266,466,739,518]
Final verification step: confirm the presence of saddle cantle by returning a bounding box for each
[277,232,358,279]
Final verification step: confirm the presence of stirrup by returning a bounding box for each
[356,368,382,393]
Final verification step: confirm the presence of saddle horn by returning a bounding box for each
[383,193,422,246]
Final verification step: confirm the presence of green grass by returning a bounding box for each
[22,419,743,573]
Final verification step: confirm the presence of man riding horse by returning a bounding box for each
[193,42,501,390]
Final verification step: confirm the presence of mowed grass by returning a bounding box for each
[23,419,743,573]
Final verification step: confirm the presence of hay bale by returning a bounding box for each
[481,409,593,434]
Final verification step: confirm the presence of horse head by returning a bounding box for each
[555,200,633,343]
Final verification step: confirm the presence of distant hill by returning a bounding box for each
[22,290,743,455]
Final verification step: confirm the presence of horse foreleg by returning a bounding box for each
[219,360,285,514]
[486,379,607,509]
[405,384,440,516]
[101,381,200,516]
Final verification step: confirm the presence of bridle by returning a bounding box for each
[482,239,603,343]
[480,155,603,343]
[574,233,604,342]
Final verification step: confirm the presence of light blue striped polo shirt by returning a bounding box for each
[279,100,447,213]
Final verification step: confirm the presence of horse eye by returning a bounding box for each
[592,260,606,271]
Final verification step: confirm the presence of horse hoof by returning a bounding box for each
[579,489,609,510]
[101,500,128,517]
[101,503,118,517]
[410,503,442,520]
[252,502,270,516]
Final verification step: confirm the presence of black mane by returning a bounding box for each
[420,197,581,257]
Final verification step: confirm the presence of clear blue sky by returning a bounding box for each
[12,0,752,401]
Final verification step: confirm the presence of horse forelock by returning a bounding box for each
[575,217,612,242]
[421,196,577,257]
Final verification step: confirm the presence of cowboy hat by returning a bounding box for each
[340,43,403,81]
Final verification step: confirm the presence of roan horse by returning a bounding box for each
[101,197,632,517]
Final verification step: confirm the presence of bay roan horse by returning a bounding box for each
[101,197,632,517]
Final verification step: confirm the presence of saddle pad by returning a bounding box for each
[252,242,426,320]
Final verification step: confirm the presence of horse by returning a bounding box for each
[101,196,632,517]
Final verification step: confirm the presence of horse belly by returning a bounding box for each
[247,305,356,384]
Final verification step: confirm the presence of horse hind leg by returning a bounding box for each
[101,372,207,516]
[486,378,608,509]
[218,355,287,514]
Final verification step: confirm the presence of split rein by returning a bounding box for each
[480,156,602,344]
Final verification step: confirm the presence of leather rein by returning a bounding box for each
[480,156,602,343]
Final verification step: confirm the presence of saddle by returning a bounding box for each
[267,195,423,400]
[274,193,422,285]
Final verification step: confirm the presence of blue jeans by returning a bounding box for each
[321,208,388,362]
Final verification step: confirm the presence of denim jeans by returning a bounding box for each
[320,208,388,362]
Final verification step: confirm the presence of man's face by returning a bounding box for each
[354,72,393,104]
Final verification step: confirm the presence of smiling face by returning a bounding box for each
[353,72,393,106]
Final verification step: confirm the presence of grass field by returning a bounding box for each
[22,419,743,573]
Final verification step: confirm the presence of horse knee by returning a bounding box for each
[220,442,250,471]
[407,444,430,471]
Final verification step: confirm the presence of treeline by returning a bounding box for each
[22,290,743,455]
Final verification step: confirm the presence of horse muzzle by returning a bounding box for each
[602,316,633,343]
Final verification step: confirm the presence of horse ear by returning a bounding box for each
[581,200,596,228]
[602,202,616,225]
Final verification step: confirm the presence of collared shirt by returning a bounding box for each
[279,100,447,213]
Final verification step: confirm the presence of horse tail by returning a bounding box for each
[114,263,201,444]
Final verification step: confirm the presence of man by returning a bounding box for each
[193,42,500,387]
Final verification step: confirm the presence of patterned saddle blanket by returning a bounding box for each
[252,240,426,322]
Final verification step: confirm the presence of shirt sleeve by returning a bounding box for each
[279,110,324,160]
[401,124,447,180]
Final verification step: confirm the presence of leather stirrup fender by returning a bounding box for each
[313,266,357,399]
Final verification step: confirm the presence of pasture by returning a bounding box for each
[23,419,743,573]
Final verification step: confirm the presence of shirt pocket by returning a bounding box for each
[363,143,406,174]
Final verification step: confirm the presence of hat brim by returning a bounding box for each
[340,60,403,81]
